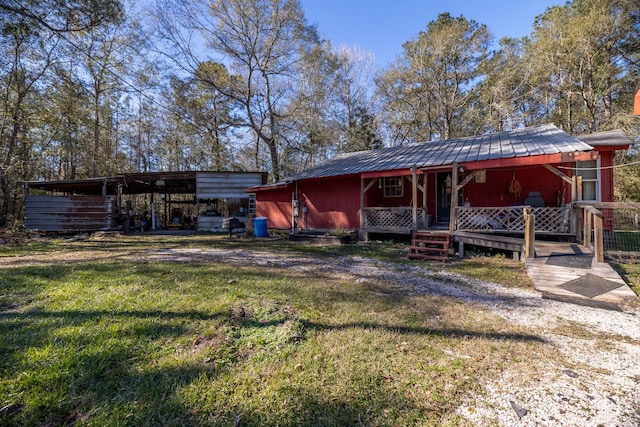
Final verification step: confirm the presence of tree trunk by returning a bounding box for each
[93,86,100,178]
[267,137,280,182]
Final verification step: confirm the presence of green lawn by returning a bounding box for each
[0,234,626,426]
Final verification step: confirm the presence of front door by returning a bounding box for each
[436,172,453,223]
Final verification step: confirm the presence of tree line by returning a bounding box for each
[1,0,639,227]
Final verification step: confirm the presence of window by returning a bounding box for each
[576,159,600,201]
[383,176,403,197]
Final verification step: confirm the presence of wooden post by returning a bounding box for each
[583,208,592,248]
[412,166,418,231]
[449,163,459,234]
[524,208,535,258]
[576,176,583,202]
[593,214,604,263]
[360,178,378,240]
[571,176,582,238]
[422,172,428,228]
[574,204,581,242]
[152,195,156,231]
[359,177,365,240]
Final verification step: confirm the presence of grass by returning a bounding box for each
[605,230,640,253]
[0,234,591,425]
[611,260,640,295]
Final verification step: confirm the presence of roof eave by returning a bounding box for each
[460,151,597,171]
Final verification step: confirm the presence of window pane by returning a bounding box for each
[384,177,403,197]
[578,160,597,180]
[582,181,597,201]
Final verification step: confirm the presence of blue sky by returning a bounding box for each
[300,0,565,67]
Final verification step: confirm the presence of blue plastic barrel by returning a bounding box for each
[254,217,268,237]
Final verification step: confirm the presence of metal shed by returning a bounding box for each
[25,171,267,233]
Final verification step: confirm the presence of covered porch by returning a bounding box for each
[359,157,591,240]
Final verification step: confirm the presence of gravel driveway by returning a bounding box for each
[144,247,640,427]
[5,243,639,426]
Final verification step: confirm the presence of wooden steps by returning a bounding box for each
[407,232,450,261]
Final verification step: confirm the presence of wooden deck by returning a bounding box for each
[525,241,639,312]
[453,231,524,260]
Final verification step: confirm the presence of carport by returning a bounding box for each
[24,171,267,233]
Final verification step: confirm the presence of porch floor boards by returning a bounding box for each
[525,241,639,312]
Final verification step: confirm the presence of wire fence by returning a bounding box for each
[601,207,640,260]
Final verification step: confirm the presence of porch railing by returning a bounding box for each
[454,206,572,234]
[362,207,426,230]
[577,202,640,259]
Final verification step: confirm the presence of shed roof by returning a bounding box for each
[26,171,268,196]
[289,124,593,182]
[576,129,634,148]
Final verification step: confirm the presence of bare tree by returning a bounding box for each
[0,0,123,33]
[153,0,320,181]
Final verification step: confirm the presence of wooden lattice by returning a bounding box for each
[456,207,525,232]
[363,207,426,229]
[530,207,571,233]
[456,206,571,233]
[362,206,572,234]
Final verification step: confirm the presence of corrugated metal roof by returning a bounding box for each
[291,124,593,181]
[25,171,269,196]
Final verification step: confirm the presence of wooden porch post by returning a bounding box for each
[412,166,418,231]
[593,214,604,263]
[571,175,584,238]
[449,163,459,234]
[583,208,592,248]
[422,172,428,228]
[577,176,583,202]
[524,207,535,258]
[359,176,365,239]
[359,177,378,240]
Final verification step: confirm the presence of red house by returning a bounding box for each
[248,124,631,240]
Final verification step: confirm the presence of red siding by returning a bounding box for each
[366,176,415,207]
[255,186,294,229]
[254,153,619,231]
[299,176,361,229]
[463,165,573,207]
[254,176,362,230]
[598,150,615,202]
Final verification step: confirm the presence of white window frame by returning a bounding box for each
[576,157,600,202]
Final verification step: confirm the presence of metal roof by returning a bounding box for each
[290,124,594,181]
[25,172,197,195]
[26,171,268,196]
[576,129,634,147]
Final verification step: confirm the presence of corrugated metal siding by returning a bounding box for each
[26,195,112,232]
[196,172,267,199]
